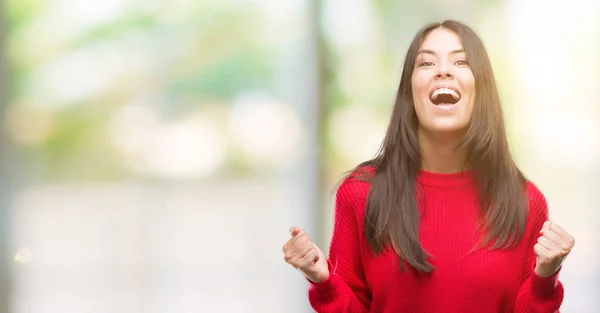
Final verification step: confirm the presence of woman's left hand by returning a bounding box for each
[534,221,575,278]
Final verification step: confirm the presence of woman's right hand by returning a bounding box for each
[282,227,330,283]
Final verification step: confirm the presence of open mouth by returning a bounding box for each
[429,87,461,105]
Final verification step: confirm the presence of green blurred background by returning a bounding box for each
[0,0,598,312]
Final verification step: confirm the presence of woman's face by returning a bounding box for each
[411,28,475,135]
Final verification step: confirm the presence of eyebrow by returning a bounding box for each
[417,49,465,55]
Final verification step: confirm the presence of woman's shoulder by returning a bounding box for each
[344,165,375,182]
[334,165,374,214]
[338,165,374,191]
[524,181,547,207]
[524,180,550,224]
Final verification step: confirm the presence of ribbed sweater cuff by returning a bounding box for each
[531,266,561,298]
[307,260,343,300]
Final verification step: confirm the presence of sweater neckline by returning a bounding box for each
[417,169,475,187]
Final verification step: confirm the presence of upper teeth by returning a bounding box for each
[433,88,459,99]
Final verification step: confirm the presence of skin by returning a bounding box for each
[535,221,575,278]
[282,227,328,283]
[412,28,474,174]
[282,28,574,283]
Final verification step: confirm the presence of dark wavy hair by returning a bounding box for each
[355,20,527,273]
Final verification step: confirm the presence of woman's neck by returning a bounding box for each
[418,128,469,174]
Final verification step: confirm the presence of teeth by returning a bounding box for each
[433,88,460,99]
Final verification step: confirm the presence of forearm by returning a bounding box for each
[308,261,370,313]
[513,270,564,313]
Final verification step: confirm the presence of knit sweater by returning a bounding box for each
[308,168,564,313]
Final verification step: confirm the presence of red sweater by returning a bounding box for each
[308,169,564,313]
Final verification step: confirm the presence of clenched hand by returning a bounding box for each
[534,221,575,278]
[282,227,330,283]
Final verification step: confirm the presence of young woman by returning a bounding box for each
[282,20,575,312]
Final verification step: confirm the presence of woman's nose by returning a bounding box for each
[435,68,454,79]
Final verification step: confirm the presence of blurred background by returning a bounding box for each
[0,0,598,312]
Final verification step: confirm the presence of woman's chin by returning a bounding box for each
[421,120,468,137]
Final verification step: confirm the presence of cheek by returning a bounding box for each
[410,78,419,95]
[411,77,429,105]
[464,72,476,95]
[467,81,476,107]
[460,74,476,107]
[412,70,429,90]
[465,89,476,119]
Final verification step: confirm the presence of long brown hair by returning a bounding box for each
[355,20,527,273]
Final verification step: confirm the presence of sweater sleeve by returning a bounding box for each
[307,177,372,313]
[513,184,564,313]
